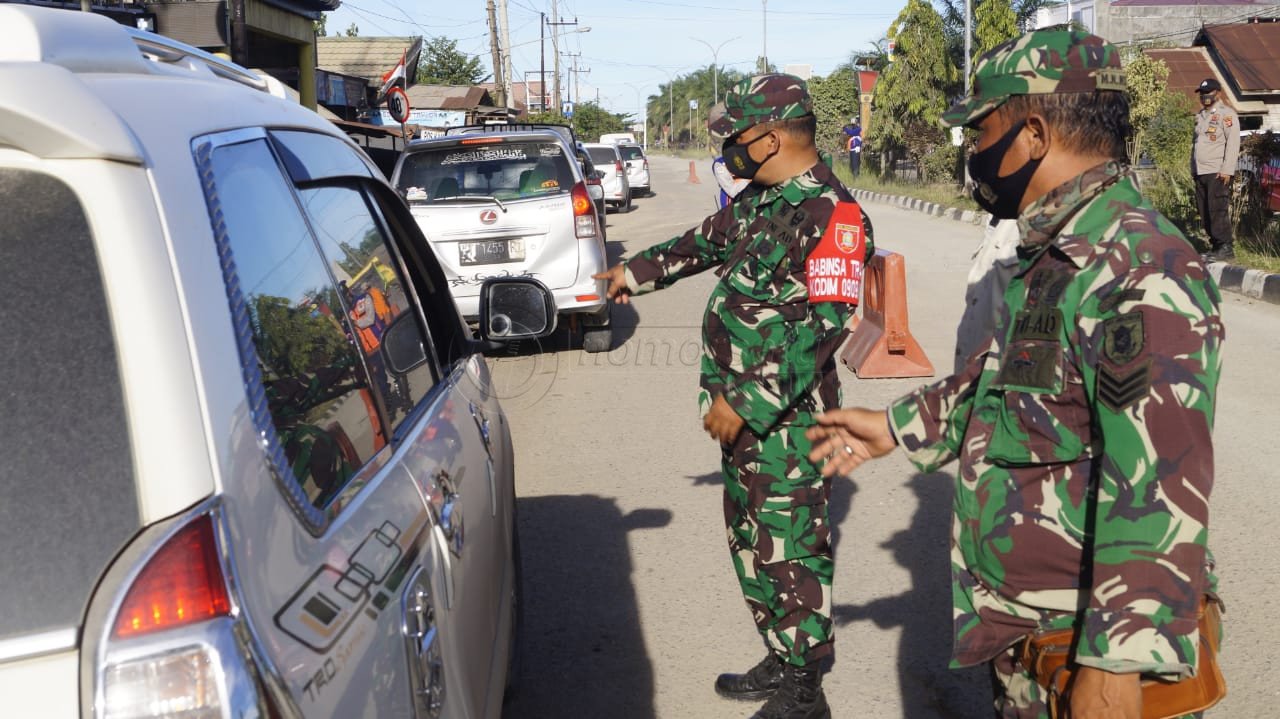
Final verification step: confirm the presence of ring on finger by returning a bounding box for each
[843,445,856,456]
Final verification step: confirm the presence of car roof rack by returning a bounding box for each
[0,5,287,162]
[444,122,578,147]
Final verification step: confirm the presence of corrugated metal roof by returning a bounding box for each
[1201,22,1280,94]
[405,83,493,110]
[316,36,419,84]
[1144,47,1223,103]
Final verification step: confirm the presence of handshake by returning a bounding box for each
[805,407,900,476]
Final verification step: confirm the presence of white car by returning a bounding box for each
[616,142,651,197]
[0,7,544,718]
[393,126,613,352]
[582,142,634,213]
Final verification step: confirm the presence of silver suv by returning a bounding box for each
[394,127,613,352]
[616,142,651,197]
[0,6,547,718]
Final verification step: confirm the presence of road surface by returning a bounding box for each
[498,155,1280,718]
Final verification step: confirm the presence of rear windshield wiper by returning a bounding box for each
[430,195,507,212]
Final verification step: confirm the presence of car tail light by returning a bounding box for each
[571,181,598,238]
[643,158,649,171]
[614,160,624,176]
[104,647,222,719]
[112,515,231,639]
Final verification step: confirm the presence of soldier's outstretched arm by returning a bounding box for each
[617,201,742,294]
[1072,258,1223,678]
[806,408,898,477]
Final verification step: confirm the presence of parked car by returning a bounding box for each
[598,132,637,145]
[616,142,651,197]
[0,6,547,718]
[394,126,613,352]
[575,142,609,226]
[582,142,633,213]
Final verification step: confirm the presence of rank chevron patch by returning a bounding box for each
[1098,360,1151,411]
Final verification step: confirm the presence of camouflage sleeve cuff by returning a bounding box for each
[1073,609,1197,679]
[888,391,956,472]
[622,264,654,295]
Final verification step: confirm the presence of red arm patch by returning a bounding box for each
[806,201,865,304]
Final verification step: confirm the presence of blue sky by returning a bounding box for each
[322,0,906,118]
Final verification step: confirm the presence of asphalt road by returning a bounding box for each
[497,155,1280,718]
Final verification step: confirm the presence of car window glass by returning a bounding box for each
[299,184,437,426]
[208,139,385,509]
[619,145,645,161]
[586,147,616,165]
[270,130,374,183]
[397,140,573,203]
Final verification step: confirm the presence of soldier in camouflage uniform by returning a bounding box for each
[595,74,874,719]
[805,30,1224,719]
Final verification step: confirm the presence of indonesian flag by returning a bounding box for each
[376,37,422,105]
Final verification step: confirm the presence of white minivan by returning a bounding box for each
[0,7,548,718]
[582,142,633,213]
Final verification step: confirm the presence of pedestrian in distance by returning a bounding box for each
[806,29,1225,719]
[594,73,875,719]
[843,118,862,178]
[1192,77,1240,262]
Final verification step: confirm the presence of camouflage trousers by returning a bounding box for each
[990,644,1200,719]
[721,419,834,667]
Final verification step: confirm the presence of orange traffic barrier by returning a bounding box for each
[840,249,934,379]
[687,160,701,184]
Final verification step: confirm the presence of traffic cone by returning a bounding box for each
[687,160,701,184]
[840,249,934,378]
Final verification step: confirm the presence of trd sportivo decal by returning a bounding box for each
[273,517,425,653]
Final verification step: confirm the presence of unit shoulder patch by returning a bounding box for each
[1102,311,1145,366]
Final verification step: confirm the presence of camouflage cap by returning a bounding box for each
[708,73,814,140]
[940,29,1126,128]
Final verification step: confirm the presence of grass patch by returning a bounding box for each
[1233,247,1280,273]
[833,167,979,211]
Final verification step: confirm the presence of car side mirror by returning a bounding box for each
[381,312,429,374]
[591,169,605,180]
[478,277,557,342]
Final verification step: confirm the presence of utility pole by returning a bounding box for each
[545,2,581,112]
[498,0,513,112]
[540,13,546,112]
[565,52,586,106]
[761,0,768,72]
[486,0,504,105]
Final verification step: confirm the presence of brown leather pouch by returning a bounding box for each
[1018,594,1226,719]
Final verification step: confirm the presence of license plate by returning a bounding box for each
[459,239,525,266]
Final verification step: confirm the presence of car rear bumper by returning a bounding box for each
[455,275,607,320]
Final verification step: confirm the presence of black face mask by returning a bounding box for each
[1200,94,1215,107]
[968,119,1041,220]
[723,131,777,180]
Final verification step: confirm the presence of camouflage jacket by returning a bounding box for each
[889,161,1224,675]
[624,162,872,434]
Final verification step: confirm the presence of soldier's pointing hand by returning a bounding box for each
[592,264,632,304]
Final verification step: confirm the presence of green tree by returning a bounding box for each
[314,13,327,37]
[344,23,358,38]
[871,0,959,181]
[416,36,485,86]
[569,102,630,142]
[847,38,891,72]
[974,0,1020,58]
[1125,51,1171,162]
[809,68,859,160]
[645,66,748,149]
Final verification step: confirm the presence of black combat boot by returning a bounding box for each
[748,663,830,719]
[715,652,784,701]
[1205,243,1236,262]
